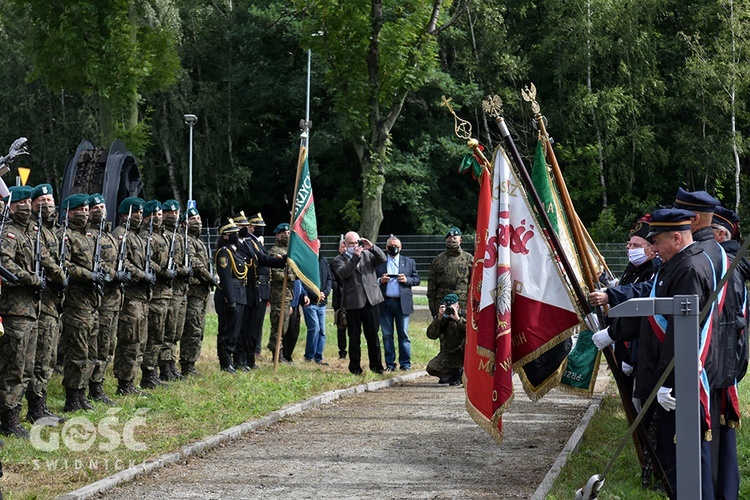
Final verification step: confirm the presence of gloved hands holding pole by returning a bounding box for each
[657,386,676,411]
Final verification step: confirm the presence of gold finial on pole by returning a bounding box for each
[481,94,504,121]
[441,95,473,141]
[521,83,541,118]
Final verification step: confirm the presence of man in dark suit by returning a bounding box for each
[331,231,386,375]
[376,236,420,371]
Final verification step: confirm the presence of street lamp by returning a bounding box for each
[183,114,198,209]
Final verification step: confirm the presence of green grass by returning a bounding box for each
[1,312,439,499]
[547,376,750,499]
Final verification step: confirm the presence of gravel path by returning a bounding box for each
[101,374,594,499]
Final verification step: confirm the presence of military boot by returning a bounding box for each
[0,406,29,439]
[159,362,175,382]
[89,381,115,406]
[116,379,148,397]
[63,389,83,412]
[180,361,199,377]
[169,360,184,380]
[25,392,46,423]
[140,368,157,389]
[39,390,65,424]
[78,389,94,411]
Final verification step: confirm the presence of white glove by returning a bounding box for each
[621,362,634,376]
[657,386,676,411]
[591,328,613,351]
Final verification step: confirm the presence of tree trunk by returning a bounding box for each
[585,0,607,209]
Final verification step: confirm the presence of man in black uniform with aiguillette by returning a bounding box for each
[214,219,247,374]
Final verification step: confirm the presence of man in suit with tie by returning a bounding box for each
[376,236,420,371]
[331,231,386,375]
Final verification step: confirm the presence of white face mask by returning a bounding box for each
[628,248,649,266]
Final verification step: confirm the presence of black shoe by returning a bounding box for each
[399,366,411,371]
[349,368,363,375]
[338,353,347,360]
[221,365,237,374]
[78,389,94,411]
[89,382,116,406]
[315,360,329,366]
[448,379,461,386]
[63,388,83,412]
[180,362,200,377]
[248,363,260,370]
[384,367,395,372]
[438,377,450,384]
[371,368,384,375]
[0,406,30,439]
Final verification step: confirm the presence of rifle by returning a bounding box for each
[0,192,19,286]
[91,215,105,296]
[166,220,178,286]
[205,222,214,277]
[58,207,70,287]
[144,216,154,287]
[183,219,192,279]
[115,205,132,291]
[34,207,46,300]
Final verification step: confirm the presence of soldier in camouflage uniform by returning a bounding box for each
[160,200,190,380]
[426,227,473,317]
[266,223,297,362]
[180,208,216,375]
[27,184,67,422]
[140,200,175,389]
[0,186,45,438]
[425,293,466,386]
[87,193,124,405]
[112,197,154,395]
[59,194,103,412]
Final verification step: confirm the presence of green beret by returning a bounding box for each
[62,193,90,210]
[445,226,462,238]
[181,206,200,222]
[88,193,105,206]
[274,223,290,234]
[3,185,33,203]
[441,293,460,306]
[161,199,180,212]
[143,200,162,217]
[31,184,54,200]
[118,197,145,214]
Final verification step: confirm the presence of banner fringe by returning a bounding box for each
[287,259,321,300]
[517,358,568,402]
[512,323,578,369]
[558,348,602,397]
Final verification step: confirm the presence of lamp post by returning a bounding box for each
[183,114,198,209]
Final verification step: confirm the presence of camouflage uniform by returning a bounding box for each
[0,194,44,437]
[60,210,100,411]
[28,204,66,421]
[426,246,473,317]
[266,239,295,356]
[425,315,466,381]
[181,226,213,373]
[112,200,152,394]
[88,206,122,404]
[161,220,190,380]
[140,216,173,388]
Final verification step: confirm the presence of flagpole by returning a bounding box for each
[524,85,672,496]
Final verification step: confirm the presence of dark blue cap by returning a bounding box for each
[713,206,738,234]
[646,208,695,239]
[673,187,720,212]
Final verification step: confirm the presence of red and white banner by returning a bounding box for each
[464,148,581,443]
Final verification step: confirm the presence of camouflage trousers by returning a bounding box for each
[61,307,98,390]
[161,293,188,364]
[0,315,37,410]
[142,297,169,372]
[267,301,291,354]
[426,350,464,380]
[29,312,60,397]
[90,308,120,384]
[180,296,207,364]
[114,297,148,382]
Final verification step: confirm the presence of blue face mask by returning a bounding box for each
[346,246,355,256]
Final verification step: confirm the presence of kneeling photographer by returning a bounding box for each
[426,293,466,386]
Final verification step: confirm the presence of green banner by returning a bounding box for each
[288,151,321,297]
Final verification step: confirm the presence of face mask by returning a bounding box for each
[12,204,31,224]
[40,203,56,224]
[71,212,89,228]
[227,233,239,245]
[90,208,105,225]
[130,213,143,230]
[387,246,400,256]
[278,234,289,245]
[239,227,249,238]
[188,221,202,235]
[446,240,460,250]
[164,214,178,227]
[254,226,264,237]
[345,246,356,256]
[628,248,649,266]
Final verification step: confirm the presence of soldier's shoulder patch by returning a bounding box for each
[219,256,228,269]
[118,235,124,241]
[6,232,15,239]
[86,232,92,237]
[33,225,39,231]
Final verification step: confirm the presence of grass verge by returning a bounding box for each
[1,312,439,499]
[546,376,750,499]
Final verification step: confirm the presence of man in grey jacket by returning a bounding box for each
[331,231,386,375]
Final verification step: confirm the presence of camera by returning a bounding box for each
[387,274,399,279]
[357,240,365,247]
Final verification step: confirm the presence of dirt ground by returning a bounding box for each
[100,374,593,499]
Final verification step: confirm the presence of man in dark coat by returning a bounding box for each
[331,231,386,375]
[214,218,247,373]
